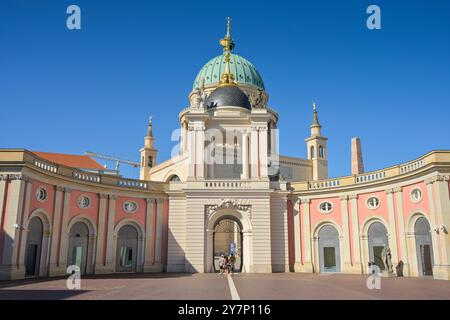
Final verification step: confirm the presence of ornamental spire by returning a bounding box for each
[312,101,320,127]
[219,17,236,86]
[147,115,153,137]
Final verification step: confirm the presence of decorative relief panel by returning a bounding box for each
[204,198,252,221]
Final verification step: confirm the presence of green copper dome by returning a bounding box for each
[193,53,265,90]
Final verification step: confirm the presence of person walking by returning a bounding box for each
[219,254,226,274]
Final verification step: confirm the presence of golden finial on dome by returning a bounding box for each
[219,17,237,86]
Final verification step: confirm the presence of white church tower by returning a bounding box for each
[305,102,328,180]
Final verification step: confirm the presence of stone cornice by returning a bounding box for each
[0,174,26,181]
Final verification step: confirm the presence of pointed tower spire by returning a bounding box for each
[305,100,328,180]
[312,101,320,127]
[310,101,322,137]
[147,115,153,137]
[219,17,237,86]
[140,115,157,180]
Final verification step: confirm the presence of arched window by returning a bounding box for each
[147,156,153,168]
[234,136,238,164]
[169,175,181,182]
[211,136,216,158]
[141,156,144,168]
[310,146,315,159]
[318,146,324,158]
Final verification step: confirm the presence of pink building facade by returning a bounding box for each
[0,149,449,280]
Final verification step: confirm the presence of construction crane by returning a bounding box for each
[84,151,140,172]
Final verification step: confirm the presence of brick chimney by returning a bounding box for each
[351,137,364,175]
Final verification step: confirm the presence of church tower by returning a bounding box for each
[140,116,158,180]
[305,102,328,180]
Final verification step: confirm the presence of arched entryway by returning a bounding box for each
[318,225,340,273]
[414,217,433,276]
[213,217,243,273]
[67,222,89,275]
[24,217,43,277]
[368,222,389,271]
[205,207,252,273]
[115,225,138,272]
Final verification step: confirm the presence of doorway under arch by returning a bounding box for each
[414,217,433,276]
[318,225,340,273]
[368,222,389,271]
[213,217,243,273]
[68,221,89,275]
[24,217,43,277]
[115,225,138,272]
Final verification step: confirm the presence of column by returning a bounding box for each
[393,187,409,276]
[386,188,399,269]
[425,177,441,277]
[196,125,206,179]
[154,198,164,268]
[258,125,268,177]
[205,228,214,272]
[144,198,158,272]
[94,193,108,273]
[242,230,253,273]
[241,131,249,179]
[0,176,26,280]
[300,198,313,272]
[101,194,116,273]
[187,125,195,177]
[349,194,363,273]
[12,177,31,279]
[250,126,259,178]
[48,186,64,276]
[340,195,354,273]
[293,198,303,272]
[431,175,450,280]
[57,187,72,274]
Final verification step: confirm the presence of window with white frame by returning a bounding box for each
[77,195,91,209]
[36,187,47,202]
[366,196,380,209]
[319,201,333,214]
[123,201,138,213]
[411,188,422,203]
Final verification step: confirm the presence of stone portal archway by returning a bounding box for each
[212,217,243,273]
[205,207,252,273]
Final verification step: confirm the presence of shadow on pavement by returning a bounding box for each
[0,289,89,300]
[0,272,195,289]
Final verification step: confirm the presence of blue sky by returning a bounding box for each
[1,0,449,179]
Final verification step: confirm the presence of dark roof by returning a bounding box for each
[205,85,251,110]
